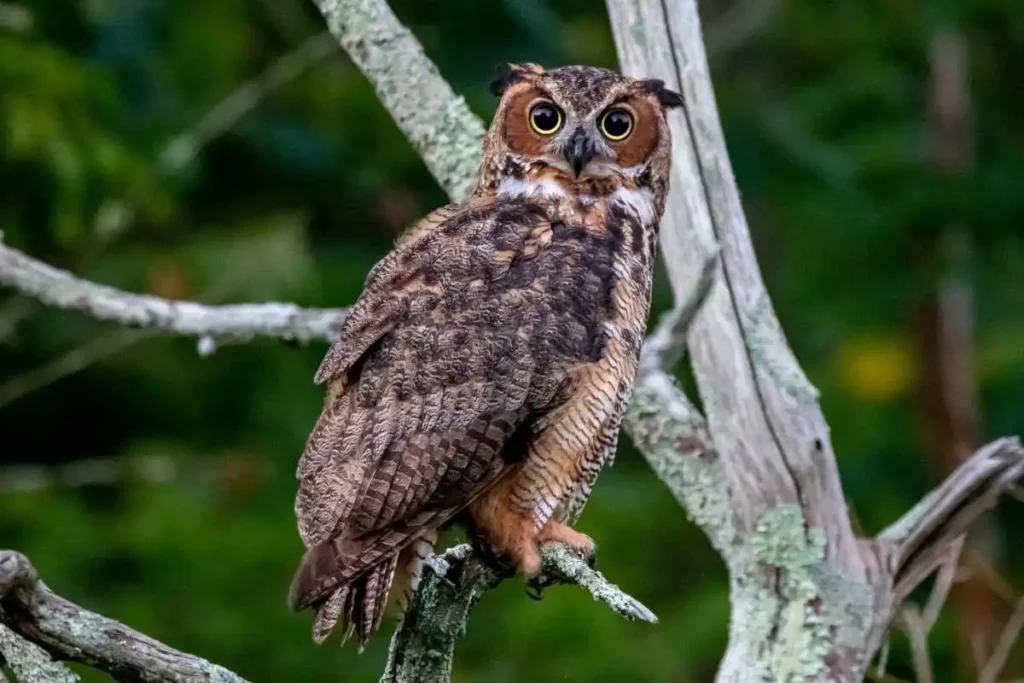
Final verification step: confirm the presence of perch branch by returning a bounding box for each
[381,544,656,683]
[0,551,250,683]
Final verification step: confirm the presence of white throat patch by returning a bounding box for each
[610,186,656,225]
[496,177,567,199]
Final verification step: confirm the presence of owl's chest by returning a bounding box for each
[512,215,652,366]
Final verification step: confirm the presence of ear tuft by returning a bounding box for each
[488,62,543,97]
[644,79,684,109]
[489,63,518,96]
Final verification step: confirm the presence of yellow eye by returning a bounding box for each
[599,108,634,141]
[529,103,563,135]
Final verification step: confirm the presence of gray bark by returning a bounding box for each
[0,551,248,682]
[605,1,1024,680]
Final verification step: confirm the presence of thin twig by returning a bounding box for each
[158,32,337,174]
[963,552,1024,606]
[978,598,1024,683]
[0,328,151,409]
[901,605,935,683]
[923,535,965,629]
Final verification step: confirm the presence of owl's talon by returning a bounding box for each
[525,583,545,601]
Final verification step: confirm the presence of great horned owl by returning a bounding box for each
[290,62,682,645]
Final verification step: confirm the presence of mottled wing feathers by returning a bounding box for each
[291,409,527,609]
[292,199,564,624]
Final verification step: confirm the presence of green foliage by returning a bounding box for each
[1,0,1022,681]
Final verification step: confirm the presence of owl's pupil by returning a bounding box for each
[604,111,630,137]
[532,106,558,132]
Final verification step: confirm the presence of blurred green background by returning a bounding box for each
[1,0,1022,681]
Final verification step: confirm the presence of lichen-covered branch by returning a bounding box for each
[0,624,77,683]
[604,1,1024,681]
[0,550,250,683]
[0,236,347,346]
[381,544,656,683]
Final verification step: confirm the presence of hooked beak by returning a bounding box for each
[564,128,597,178]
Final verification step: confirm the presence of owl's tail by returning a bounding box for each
[289,531,439,647]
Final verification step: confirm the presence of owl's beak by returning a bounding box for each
[564,128,597,178]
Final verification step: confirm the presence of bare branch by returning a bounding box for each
[0,551,250,683]
[0,454,245,495]
[978,598,1024,683]
[0,237,347,345]
[879,438,1024,606]
[0,328,149,409]
[310,0,485,202]
[640,251,718,376]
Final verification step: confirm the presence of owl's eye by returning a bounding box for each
[529,103,563,135]
[599,108,634,141]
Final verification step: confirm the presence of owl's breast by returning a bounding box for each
[533,205,653,350]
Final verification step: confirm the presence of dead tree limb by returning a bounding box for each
[605,1,1024,680]
[0,551,251,683]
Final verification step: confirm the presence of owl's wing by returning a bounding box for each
[292,199,554,611]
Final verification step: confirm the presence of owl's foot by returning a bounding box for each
[467,479,545,579]
[538,521,597,568]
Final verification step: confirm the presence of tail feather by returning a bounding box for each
[300,554,401,647]
[291,531,439,647]
[362,556,397,640]
[312,585,348,645]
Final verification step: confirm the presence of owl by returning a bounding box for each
[289,62,682,645]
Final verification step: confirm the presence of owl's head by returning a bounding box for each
[477,63,682,215]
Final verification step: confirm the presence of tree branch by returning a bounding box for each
[381,544,656,683]
[605,0,1024,681]
[0,551,251,683]
[0,236,347,346]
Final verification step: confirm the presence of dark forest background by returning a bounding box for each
[1,0,1022,681]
